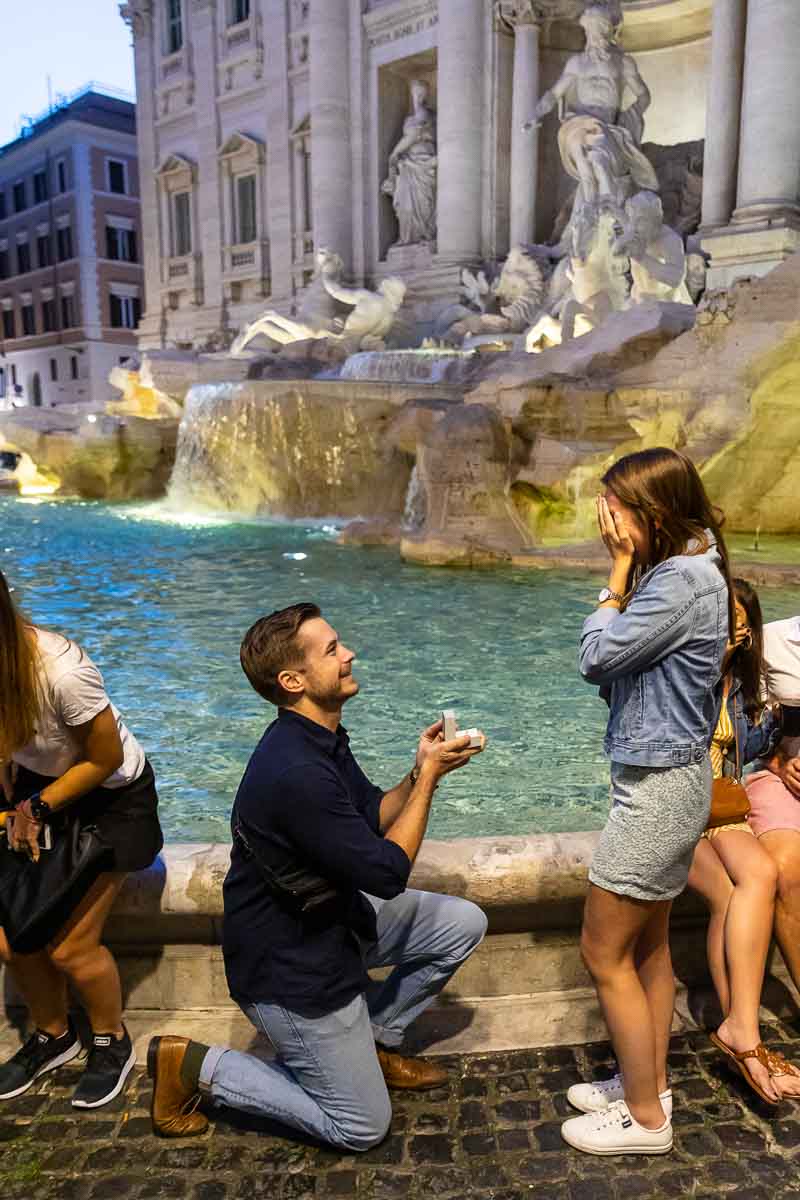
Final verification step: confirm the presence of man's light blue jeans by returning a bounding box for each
[199,888,487,1151]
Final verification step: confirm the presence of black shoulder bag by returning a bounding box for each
[232,820,341,917]
[0,812,113,954]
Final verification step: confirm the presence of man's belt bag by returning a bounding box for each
[233,821,339,916]
[707,705,750,830]
[0,811,112,954]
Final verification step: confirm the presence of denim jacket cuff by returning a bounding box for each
[582,607,619,635]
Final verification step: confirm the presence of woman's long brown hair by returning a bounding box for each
[0,570,41,759]
[601,447,736,639]
[730,577,766,719]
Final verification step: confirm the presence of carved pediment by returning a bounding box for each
[155,153,196,180]
[218,131,265,162]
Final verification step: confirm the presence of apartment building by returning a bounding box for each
[0,86,144,408]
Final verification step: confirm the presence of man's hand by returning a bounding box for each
[421,731,486,785]
[415,719,444,771]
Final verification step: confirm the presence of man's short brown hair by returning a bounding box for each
[240,603,321,706]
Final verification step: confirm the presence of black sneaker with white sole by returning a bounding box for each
[72,1027,136,1109]
[0,1022,82,1100]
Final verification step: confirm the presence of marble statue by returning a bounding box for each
[613,192,693,306]
[381,79,437,246]
[440,248,546,342]
[523,3,658,210]
[230,248,345,353]
[321,274,408,350]
[525,206,629,349]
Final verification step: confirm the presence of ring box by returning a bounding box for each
[442,710,481,747]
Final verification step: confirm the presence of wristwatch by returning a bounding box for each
[21,792,51,822]
[598,588,625,604]
[409,764,421,786]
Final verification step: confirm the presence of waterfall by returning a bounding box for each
[402,464,426,532]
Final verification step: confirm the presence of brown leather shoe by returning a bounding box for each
[376,1047,448,1090]
[148,1036,209,1138]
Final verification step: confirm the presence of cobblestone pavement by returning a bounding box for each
[3,1020,800,1200]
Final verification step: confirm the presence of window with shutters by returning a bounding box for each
[172,192,192,257]
[166,0,183,53]
[236,174,257,244]
[109,291,141,330]
[33,171,48,205]
[37,234,51,269]
[57,225,73,261]
[61,292,77,329]
[42,298,57,333]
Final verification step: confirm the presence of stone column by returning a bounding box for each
[508,6,540,247]
[121,2,163,348]
[437,0,485,260]
[309,0,353,271]
[191,0,225,340]
[699,0,747,230]
[733,0,800,222]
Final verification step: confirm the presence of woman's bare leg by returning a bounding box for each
[687,839,735,1017]
[47,874,128,1035]
[633,902,674,1097]
[709,831,781,1101]
[759,830,800,993]
[0,928,69,1036]
[581,884,669,1129]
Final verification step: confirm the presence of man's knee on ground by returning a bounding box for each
[447,898,488,959]
[333,1095,393,1152]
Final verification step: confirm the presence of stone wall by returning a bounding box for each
[4,834,796,1058]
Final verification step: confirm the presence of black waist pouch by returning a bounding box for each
[233,821,341,917]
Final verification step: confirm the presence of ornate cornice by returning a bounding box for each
[119,0,152,37]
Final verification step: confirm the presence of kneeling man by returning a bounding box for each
[148,603,487,1149]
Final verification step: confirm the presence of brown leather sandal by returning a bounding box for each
[762,1047,800,1092]
[709,1032,780,1106]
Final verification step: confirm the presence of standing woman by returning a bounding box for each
[562,448,732,1156]
[0,569,163,1108]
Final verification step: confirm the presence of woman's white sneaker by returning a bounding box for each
[561,1100,673,1156]
[567,1074,672,1120]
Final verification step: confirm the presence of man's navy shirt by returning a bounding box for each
[223,708,412,1016]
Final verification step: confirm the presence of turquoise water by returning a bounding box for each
[3,496,799,843]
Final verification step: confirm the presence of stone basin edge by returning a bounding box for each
[115,831,604,924]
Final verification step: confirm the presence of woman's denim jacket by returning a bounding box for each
[723,677,782,774]
[579,537,728,768]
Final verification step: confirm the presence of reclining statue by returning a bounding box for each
[231,248,407,355]
[230,248,345,354]
[320,275,408,351]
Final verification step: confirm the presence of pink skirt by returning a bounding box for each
[745,770,800,837]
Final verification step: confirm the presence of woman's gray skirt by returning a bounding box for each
[589,757,711,901]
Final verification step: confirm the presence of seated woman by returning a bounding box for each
[0,569,163,1109]
[746,615,800,1000]
[688,579,800,1103]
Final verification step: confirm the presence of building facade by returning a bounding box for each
[0,87,144,408]
[121,0,800,351]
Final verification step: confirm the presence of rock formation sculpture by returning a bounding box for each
[381,79,437,246]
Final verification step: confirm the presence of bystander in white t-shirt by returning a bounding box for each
[12,629,145,788]
[763,616,800,758]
